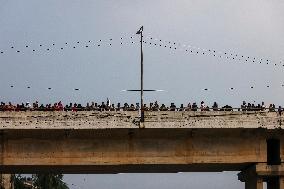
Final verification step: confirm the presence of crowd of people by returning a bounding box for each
[0,100,282,113]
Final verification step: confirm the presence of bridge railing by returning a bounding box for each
[0,107,281,113]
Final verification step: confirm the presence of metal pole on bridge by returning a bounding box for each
[136,26,144,122]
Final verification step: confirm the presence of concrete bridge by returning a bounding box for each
[0,111,284,189]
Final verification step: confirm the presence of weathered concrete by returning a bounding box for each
[0,111,283,189]
[254,164,284,176]
[0,111,283,129]
[1,128,278,172]
[238,164,284,189]
[245,177,263,189]
[280,177,284,189]
[0,174,13,189]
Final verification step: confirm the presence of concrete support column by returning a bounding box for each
[280,177,284,189]
[245,177,263,189]
[0,174,13,189]
[267,177,280,189]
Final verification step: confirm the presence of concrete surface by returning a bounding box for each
[0,111,283,189]
[0,111,283,129]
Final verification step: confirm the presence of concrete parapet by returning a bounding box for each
[0,111,283,129]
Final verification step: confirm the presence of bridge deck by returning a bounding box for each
[0,111,284,174]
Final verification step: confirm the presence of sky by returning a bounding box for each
[0,0,284,107]
[63,172,244,189]
[0,0,283,188]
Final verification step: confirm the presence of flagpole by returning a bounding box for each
[140,26,144,122]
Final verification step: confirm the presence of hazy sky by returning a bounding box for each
[1,0,283,188]
[63,172,244,189]
[0,0,284,107]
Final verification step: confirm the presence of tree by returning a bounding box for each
[13,174,32,189]
[13,174,69,189]
[33,174,69,189]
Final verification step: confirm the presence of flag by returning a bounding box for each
[136,26,143,34]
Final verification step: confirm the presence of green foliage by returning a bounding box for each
[13,175,31,189]
[13,174,69,189]
[33,174,69,189]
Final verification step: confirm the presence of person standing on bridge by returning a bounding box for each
[185,103,192,111]
[201,101,206,111]
[170,103,176,111]
[278,106,282,115]
[107,98,111,108]
[25,102,32,110]
[135,103,140,111]
[241,101,247,111]
[261,102,266,111]
[192,102,198,111]
[212,102,218,111]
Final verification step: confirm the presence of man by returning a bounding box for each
[278,106,282,116]
[135,103,140,111]
[26,102,32,110]
[153,101,159,111]
[212,102,218,111]
[159,104,167,111]
[261,102,266,111]
[107,98,111,108]
[192,103,198,111]
[241,101,247,111]
[170,103,176,111]
[101,102,106,111]
[179,104,184,111]
[185,103,192,111]
[116,103,121,111]
[201,101,206,111]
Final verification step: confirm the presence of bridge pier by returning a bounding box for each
[239,170,263,189]
[244,177,263,189]
[0,174,13,189]
[280,177,284,189]
[266,177,284,189]
[239,164,284,189]
[267,177,278,189]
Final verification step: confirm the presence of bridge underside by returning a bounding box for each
[0,128,283,174]
[0,163,252,174]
